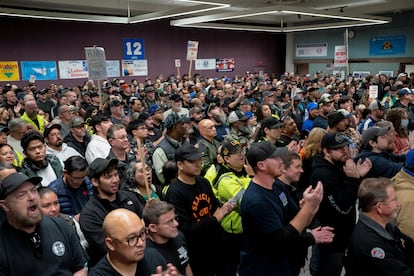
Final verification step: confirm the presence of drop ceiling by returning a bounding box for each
[1,0,414,32]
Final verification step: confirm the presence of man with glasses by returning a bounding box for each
[310,133,372,276]
[79,158,146,267]
[90,208,178,275]
[143,200,193,275]
[0,173,87,275]
[107,124,135,188]
[48,156,93,218]
[345,177,414,275]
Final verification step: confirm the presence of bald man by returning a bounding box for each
[89,208,179,276]
[198,119,220,175]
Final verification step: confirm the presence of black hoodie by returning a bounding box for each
[310,153,360,253]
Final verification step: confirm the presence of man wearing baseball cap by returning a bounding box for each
[310,133,372,276]
[238,141,324,275]
[0,173,87,275]
[225,110,252,149]
[79,158,146,267]
[152,112,187,185]
[165,142,235,276]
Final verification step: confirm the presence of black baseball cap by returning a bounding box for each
[0,173,42,199]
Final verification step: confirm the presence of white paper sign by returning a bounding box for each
[175,59,181,68]
[369,85,378,99]
[85,47,107,80]
[334,45,347,68]
[187,41,199,61]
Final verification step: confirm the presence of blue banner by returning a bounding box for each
[369,35,406,56]
[21,61,57,81]
[123,38,145,60]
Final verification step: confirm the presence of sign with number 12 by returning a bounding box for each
[123,38,145,60]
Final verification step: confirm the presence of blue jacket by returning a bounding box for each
[48,176,94,217]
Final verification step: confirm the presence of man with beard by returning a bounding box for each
[79,158,146,267]
[20,131,63,187]
[148,105,164,140]
[64,117,91,157]
[313,98,335,130]
[345,178,414,275]
[357,124,404,178]
[21,100,48,134]
[152,112,187,185]
[0,173,87,275]
[206,103,229,142]
[358,100,386,134]
[44,123,82,168]
[225,110,252,149]
[238,142,324,275]
[310,133,372,276]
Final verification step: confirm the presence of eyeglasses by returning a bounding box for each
[119,228,148,247]
[30,232,43,258]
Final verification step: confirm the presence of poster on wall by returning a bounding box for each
[121,60,148,76]
[296,43,328,57]
[334,45,347,68]
[378,71,394,78]
[352,71,371,80]
[106,60,120,78]
[195,59,216,70]
[123,38,145,60]
[58,60,88,79]
[0,61,19,81]
[369,35,406,56]
[21,61,57,81]
[216,58,234,72]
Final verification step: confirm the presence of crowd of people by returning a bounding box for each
[0,69,414,275]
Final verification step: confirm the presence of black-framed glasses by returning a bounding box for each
[30,232,43,258]
[119,228,148,247]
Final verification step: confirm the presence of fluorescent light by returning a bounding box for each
[173,20,387,33]
[129,3,229,23]
[171,4,390,32]
[0,8,128,23]
[0,0,230,24]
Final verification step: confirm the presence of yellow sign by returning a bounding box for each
[0,61,20,81]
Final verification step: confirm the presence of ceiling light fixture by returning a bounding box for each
[171,4,390,32]
[0,0,230,24]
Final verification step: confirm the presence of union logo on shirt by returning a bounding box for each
[371,247,385,259]
[192,193,212,221]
